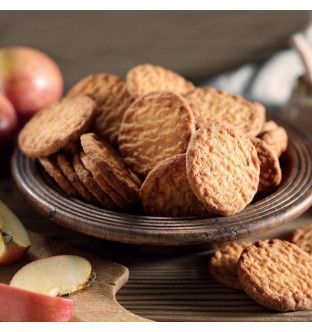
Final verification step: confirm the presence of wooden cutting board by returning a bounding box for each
[0,231,149,322]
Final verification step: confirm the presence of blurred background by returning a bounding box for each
[0,11,310,90]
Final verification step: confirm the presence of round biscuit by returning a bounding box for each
[72,153,117,210]
[259,120,278,135]
[80,152,134,210]
[290,225,312,255]
[18,96,96,158]
[38,157,77,196]
[119,91,196,177]
[237,239,312,312]
[81,133,140,204]
[141,154,207,217]
[184,88,265,136]
[56,153,95,203]
[209,241,252,289]
[259,126,288,158]
[68,74,133,145]
[126,64,194,98]
[186,122,260,216]
[252,138,282,193]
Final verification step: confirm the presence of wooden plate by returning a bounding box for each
[11,121,312,246]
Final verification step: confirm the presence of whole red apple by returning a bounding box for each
[0,47,63,124]
[0,95,18,175]
[0,95,17,143]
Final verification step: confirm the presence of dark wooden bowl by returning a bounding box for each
[11,121,312,246]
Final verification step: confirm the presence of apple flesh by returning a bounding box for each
[0,200,30,266]
[0,47,63,123]
[10,255,92,296]
[0,283,73,322]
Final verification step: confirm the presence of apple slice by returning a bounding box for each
[10,255,92,296]
[0,283,73,322]
[0,200,30,266]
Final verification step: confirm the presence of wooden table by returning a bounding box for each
[1,177,312,321]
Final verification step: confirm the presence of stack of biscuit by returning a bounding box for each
[18,64,288,216]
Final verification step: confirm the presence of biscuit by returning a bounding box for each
[259,120,278,135]
[186,122,260,216]
[126,64,194,98]
[68,74,134,146]
[290,225,312,254]
[80,152,136,210]
[119,91,196,177]
[184,88,265,136]
[72,153,117,209]
[62,141,80,155]
[252,138,282,193]
[56,153,95,203]
[259,126,288,158]
[209,241,252,289]
[141,154,207,217]
[237,239,312,311]
[39,156,77,196]
[18,96,96,158]
[81,133,140,203]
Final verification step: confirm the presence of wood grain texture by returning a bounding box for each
[0,179,312,321]
[0,11,310,85]
[11,119,312,246]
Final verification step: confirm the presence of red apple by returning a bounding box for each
[0,284,73,322]
[0,47,63,123]
[0,200,31,266]
[0,95,17,143]
[0,95,17,174]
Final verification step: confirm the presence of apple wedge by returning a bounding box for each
[10,255,92,296]
[0,200,30,266]
[0,283,73,322]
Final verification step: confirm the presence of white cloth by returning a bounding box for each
[206,24,312,109]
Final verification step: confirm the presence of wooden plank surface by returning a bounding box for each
[1,178,312,321]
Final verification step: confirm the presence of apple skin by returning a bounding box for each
[0,47,63,124]
[0,284,73,322]
[0,200,31,266]
[0,240,28,267]
[0,95,17,142]
[0,95,18,175]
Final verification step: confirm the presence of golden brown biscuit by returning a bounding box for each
[80,152,132,210]
[119,91,196,177]
[56,153,95,203]
[290,225,312,255]
[237,239,312,312]
[252,138,282,193]
[39,156,77,196]
[141,154,207,217]
[184,88,265,136]
[68,74,134,146]
[186,122,260,216]
[62,141,80,155]
[80,133,140,205]
[72,153,117,209]
[18,96,96,158]
[259,120,278,135]
[126,64,194,98]
[209,241,252,289]
[259,126,288,158]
